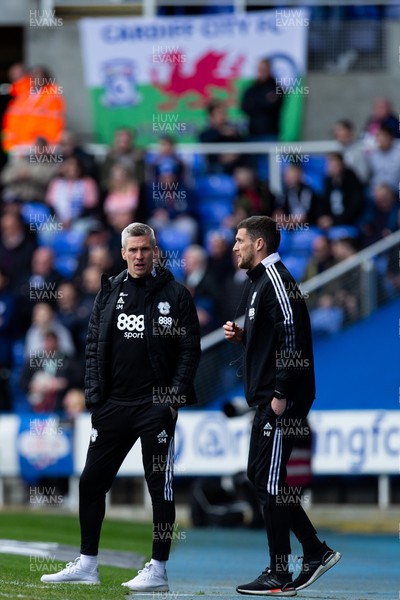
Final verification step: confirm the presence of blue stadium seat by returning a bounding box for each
[54,255,78,279]
[278,228,291,254]
[289,228,321,254]
[256,156,269,181]
[281,255,308,282]
[157,227,192,280]
[12,339,25,368]
[20,202,51,225]
[301,155,327,195]
[196,174,237,200]
[50,230,86,255]
[204,227,234,253]
[327,225,359,240]
[157,227,192,252]
[197,199,233,224]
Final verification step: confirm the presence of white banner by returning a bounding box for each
[77,10,309,144]
[1,410,399,477]
[79,12,309,88]
[309,410,400,475]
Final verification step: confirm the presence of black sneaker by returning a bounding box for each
[292,541,341,591]
[236,568,297,596]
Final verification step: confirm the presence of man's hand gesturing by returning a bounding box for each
[223,321,244,344]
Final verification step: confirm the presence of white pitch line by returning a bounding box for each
[0,594,34,598]
[0,581,49,589]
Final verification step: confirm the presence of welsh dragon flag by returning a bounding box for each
[79,10,309,145]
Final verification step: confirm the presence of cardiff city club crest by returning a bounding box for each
[101,59,141,107]
[158,301,171,315]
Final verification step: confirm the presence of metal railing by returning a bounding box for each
[195,229,400,406]
[85,140,340,195]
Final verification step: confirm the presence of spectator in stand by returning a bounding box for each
[0,209,37,295]
[104,164,140,220]
[233,166,275,216]
[274,164,320,226]
[148,135,186,185]
[56,281,87,358]
[331,237,359,323]
[223,168,275,231]
[317,153,364,230]
[310,237,360,337]
[310,294,344,338]
[220,253,249,323]
[361,184,399,246]
[74,221,111,282]
[2,62,31,152]
[105,211,135,273]
[367,124,400,193]
[76,265,102,324]
[302,236,335,281]
[56,130,96,180]
[182,245,221,334]
[199,100,243,174]
[0,266,15,411]
[1,136,59,203]
[81,246,114,281]
[363,97,400,143]
[148,136,197,241]
[2,64,65,153]
[331,236,359,263]
[62,388,86,418]
[20,330,82,413]
[206,230,235,285]
[23,247,63,305]
[333,119,369,184]
[100,128,144,191]
[240,58,283,141]
[45,156,99,229]
[25,302,75,359]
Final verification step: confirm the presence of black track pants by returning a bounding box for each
[79,401,177,560]
[247,405,316,569]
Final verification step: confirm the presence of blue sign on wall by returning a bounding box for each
[17,415,73,481]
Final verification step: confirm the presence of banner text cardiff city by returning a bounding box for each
[79,10,309,145]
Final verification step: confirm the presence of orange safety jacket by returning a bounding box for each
[2,79,65,152]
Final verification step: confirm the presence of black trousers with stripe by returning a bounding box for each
[247,404,317,570]
[79,401,177,560]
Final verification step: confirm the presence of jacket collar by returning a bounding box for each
[247,252,281,281]
[101,265,174,294]
[261,252,281,268]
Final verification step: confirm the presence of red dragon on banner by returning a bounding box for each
[151,50,245,110]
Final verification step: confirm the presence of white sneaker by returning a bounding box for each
[41,557,100,584]
[122,562,169,592]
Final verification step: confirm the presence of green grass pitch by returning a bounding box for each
[0,511,153,600]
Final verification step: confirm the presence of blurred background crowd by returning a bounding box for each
[0,10,399,416]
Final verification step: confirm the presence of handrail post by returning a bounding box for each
[360,259,378,318]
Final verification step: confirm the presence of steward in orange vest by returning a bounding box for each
[2,65,65,152]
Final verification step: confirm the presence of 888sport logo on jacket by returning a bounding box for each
[117,313,145,338]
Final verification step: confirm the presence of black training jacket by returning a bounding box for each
[85,266,201,411]
[242,253,315,418]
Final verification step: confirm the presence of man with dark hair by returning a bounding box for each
[318,152,364,230]
[224,216,340,596]
[198,98,243,173]
[241,58,283,141]
[41,222,201,592]
[332,119,369,184]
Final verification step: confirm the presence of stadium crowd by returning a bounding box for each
[0,59,399,413]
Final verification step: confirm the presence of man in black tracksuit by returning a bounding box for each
[224,216,340,597]
[42,222,201,592]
